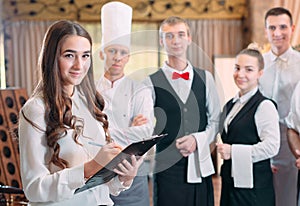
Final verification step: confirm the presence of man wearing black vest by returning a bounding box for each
[143,16,220,206]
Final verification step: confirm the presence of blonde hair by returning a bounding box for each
[237,43,264,70]
[159,16,191,38]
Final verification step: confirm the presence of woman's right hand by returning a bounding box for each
[216,143,232,160]
[94,142,122,167]
[84,142,122,178]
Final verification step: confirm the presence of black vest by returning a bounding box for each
[220,90,274,188]
[150,68,208,169]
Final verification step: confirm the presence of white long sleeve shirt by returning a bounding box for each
[259,47,300,168]
[260,47,300,124]
[286,81,300,133]
[19,88,127,206]
[225,87,280,162]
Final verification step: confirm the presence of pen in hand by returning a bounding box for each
[88,141,103,147]
[88,141,123,150]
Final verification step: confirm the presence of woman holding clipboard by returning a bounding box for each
[18,20,142,206]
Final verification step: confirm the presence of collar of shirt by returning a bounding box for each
[224,87,258,131]
[270,47,293,62]
[162,60,194,81]
[99,75,126,90]
[161,61,194,103]
[232,86,258,104]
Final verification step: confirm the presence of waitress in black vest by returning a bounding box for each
[217,46,280,206]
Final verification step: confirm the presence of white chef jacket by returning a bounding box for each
[143,61,221,182]
[96,75,154,148]
[19,88,127,206]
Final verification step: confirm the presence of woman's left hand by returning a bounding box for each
[113,155,144,187]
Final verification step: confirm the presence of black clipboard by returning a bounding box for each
[75,134,167,194]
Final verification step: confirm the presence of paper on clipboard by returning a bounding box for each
[75,133,167,193]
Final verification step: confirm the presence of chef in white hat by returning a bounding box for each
[96,2,155,206]
[100,1,132,50]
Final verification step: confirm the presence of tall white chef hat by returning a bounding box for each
[101,1,132,49]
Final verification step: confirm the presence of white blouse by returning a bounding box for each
[19,88,127,206]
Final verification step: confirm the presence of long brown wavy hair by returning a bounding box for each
[27,20,110,169]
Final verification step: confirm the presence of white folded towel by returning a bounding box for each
[232,144,253,188]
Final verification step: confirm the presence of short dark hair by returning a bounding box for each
[264,7,293,26]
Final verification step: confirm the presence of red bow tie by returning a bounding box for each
[172,72,189,80]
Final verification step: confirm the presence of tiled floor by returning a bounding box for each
[148,175,222,206]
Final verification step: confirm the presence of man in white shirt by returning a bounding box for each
[95,2,154,206]
[259,7,300,206]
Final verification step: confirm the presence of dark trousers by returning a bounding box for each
[153,154,214,206]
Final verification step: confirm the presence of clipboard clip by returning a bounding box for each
[143,133,168,141]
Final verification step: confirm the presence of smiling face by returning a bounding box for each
[234,54,263,96]
[160,22,191,60]
[100,44,130,81]
[58,35,91,96]
[265,14,294,55]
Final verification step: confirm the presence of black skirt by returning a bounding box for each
[220,180,275,206]
[220,160,275,206]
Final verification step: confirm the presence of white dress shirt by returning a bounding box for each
[224,87,280,188]
[286,81,300,133]
[161,62,194,103]
[96,76,154,148]
[143,61,221,182]
[19,88,127,206]
[260,47,300,124]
